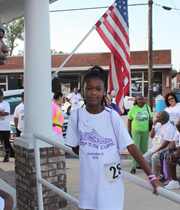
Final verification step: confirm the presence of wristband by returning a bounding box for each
[150,177,157,183]
[147,174,156,181]
[152,125,155,128]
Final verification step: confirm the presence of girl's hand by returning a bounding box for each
[151,179,164,195]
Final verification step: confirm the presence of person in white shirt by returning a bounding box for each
[0,90,12,162]
[66,66,163,210]
[164,92,180,126]
[66,87,81,113]
[164,121,180,190]
[14,92,24,137]
[143,110,175,176]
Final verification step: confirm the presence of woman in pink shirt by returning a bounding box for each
[52,91,64,135]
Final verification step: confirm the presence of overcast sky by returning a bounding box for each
[14,0,180,71]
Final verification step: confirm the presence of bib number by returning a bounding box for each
[153,135,161,144]
[104,160,122,184]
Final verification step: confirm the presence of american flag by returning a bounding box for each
[96,0,130,115]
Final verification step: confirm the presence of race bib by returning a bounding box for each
[104,160,122,184]
[175,139,179,147]
[153,135,161,144]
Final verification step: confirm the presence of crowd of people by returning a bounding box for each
[127,92,180,190]
[1,15,180,209]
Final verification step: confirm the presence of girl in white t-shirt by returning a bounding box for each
[65,66,163,210]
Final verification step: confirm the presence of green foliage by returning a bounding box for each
[4,18,24,55]
[51,49,63,54]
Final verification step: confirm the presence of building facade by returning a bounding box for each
[0,50,172,101]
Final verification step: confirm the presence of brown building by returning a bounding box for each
[0,50,172,103]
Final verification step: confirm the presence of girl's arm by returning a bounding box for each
[0,189,13,210]
[72,146,79,155]
[127,119,132,137]
[127,144,164,194]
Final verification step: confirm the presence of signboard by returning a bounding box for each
[61,83,71,97]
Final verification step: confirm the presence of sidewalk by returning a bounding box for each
[0,156,179,210]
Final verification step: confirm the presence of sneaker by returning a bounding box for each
[130,168,136,174]
[3,155,9,162]
[163,178,172,186]
[157,174,164,182]
[165,180,180,190]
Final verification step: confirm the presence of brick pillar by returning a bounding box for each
[14,145,67,210]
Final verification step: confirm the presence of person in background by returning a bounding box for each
[127,95,152,174]
[52,91,64,135]
[0,90,12,162]
[14,92,24,137]
[105,93,120,114]
[165,92,180,126]
[164,120,180,190]
[66,87,81,113]
[143,111,175,176]
[0,19,8,65]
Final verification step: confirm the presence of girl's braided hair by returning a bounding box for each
[82,66,108,106]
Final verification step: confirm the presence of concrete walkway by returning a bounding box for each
[0,154,180,210]
[0,112,180,209]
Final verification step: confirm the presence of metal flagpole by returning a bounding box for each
[51,25,97,80]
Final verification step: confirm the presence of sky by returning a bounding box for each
[16,0,180,71]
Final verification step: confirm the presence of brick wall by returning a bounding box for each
[0,50,171,70]
[14,145,67,210]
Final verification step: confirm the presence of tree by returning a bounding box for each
[4,18,24,55]
[51,49,63,54]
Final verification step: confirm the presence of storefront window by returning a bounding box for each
[8,74,23,90]
[130,71,162,97]
[130,72,143,97]
[52,73,81,94]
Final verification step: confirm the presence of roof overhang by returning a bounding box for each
[131,64,172,70]
[0,0,57,24]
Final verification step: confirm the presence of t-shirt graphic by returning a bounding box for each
[135,112,149,122]
[79,128,115,150]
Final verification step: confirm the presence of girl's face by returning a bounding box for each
[84,77,105,108]
[168,95,176,107]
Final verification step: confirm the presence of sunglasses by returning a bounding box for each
[168,97,174,101]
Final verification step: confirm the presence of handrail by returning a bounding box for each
[33,132,180,210]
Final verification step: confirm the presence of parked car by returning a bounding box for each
[61,96,135,115]
[2,89,69,142]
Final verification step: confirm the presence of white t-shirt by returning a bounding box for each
[0,196,4,210]
[149,121,175,152]
[14,102,24,132]
[0,101,10,131]
[65,107,133,210]
[67,92,81,112]
[165,103,180,126]
[173,129,180,148]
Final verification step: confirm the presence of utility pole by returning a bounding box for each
[148,0,153,111]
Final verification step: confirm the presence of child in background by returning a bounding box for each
[65,66,163,210]
[165,120,180,190]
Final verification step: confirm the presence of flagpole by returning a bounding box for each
[51,25,97,80]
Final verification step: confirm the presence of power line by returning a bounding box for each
[50,4,148,13]
[50,3,180,13]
